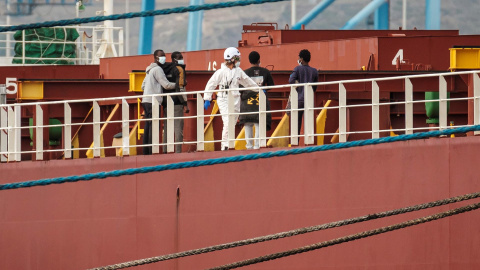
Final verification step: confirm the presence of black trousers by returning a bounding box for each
[297,109,304,134]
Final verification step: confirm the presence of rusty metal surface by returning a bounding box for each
[378,36,480,71]
[99,35,480,79]
[0,65,100,81]
[1,136,480,269]
[239,29,459,47]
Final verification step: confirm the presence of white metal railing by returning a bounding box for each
[0,25,124,65]
[0,70,479,162]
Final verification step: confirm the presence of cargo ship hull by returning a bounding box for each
[1,136,480,269]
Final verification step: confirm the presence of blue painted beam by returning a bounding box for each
[374,0,389,30]
[17,0,22,15]
[138,0,155,55]
[186,0,204,51]
[341,0,387,30]
[291,0,335,30]
[425,0,441,30]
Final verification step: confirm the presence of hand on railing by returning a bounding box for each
[204,100,211,110]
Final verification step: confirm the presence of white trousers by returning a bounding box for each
[217,95,241,150]
[244,122,259,149]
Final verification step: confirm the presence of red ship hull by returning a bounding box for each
[1,136,479,269]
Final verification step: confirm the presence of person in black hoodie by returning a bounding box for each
[239,51,273,150]
[160,51,189,153]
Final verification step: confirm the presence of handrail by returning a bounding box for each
[0,70,479,162]
[0,25,124,65]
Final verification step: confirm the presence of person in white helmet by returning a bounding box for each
[203,47,259,151]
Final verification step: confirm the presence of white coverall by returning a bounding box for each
[204,63,258,150]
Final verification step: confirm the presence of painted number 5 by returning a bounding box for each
[392,49,406,65]
[5,77,17,94]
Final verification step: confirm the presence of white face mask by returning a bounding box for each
[235,61,241,68]
[157,56,166,65]
[298,59,302,66]
[177,59,184,65]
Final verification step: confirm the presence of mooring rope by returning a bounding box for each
[0,0,288,33]
[209,201,480,270]
[89,191,480,270]
[1,125,479,191]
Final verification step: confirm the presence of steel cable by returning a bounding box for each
[89,191,480,270]
[209,201,480,270]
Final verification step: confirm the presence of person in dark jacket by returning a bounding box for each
[288,49,318,134]
[239,51,274,150]
[160,51,189,153]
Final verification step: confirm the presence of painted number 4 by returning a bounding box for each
[5,77,17,94]
[392,49,406,65]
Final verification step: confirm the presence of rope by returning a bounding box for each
[0,0,289,33]
[1,125,479,191]
[88,191,480,270]
[209,201,480,270]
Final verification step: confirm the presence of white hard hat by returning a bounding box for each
[224,47,240,60]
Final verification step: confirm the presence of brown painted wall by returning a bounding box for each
[1,136,480,269]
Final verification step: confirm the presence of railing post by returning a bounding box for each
[35,104,43,161]
[14,105,21,162]
[166,95,175,153]
[8,105,21,162]
[372,80,380,138]
[258,88,267,148]
[22,30,25,64]
[474,72,480,135]
[93,101,101,158]
[227,89,235,149]
[7,106,14,161]
[290,86,298,146]
[197,93,205,151]
[118,29,124,57]
[304,84,314,145]
[405,78,413,134]
[439,75,448,130]
[152,97,160,154]
[92,29,97,64]
[339,83,347,142]
[122,98,130,156]
[64,102,72,159]
[1,105,7,163]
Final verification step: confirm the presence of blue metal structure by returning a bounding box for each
[374,0,389,30]
[291,0,335,30]
[425,0,441,30]
[186,0,204,51]
[138,0,155,55]
[341,0,387,30]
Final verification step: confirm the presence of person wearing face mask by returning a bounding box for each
[159,51,190,153]
[141,49,177,155]
[288,49,318,135]
[203,47,258,151]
